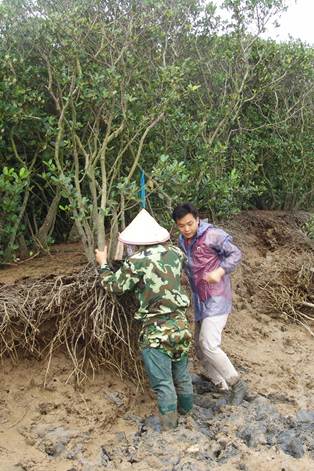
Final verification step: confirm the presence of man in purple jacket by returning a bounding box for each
[172,202,247,405]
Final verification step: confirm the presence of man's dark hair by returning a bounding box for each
[172,203,199,222]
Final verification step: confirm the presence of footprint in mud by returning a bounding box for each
[37,402,60,415]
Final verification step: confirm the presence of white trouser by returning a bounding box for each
[195,315,239,390]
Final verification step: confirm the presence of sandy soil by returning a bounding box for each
[0,243,86,285]
[0,210,313,471]
[0,310,313,471]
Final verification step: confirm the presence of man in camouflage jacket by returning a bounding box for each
[95,209,193,430]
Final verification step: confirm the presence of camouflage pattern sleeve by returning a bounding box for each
[99,259,141,294]
[175,245,188,269]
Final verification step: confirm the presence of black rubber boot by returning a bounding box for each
[229,378,248,406]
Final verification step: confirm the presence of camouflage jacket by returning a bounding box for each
[99,243,191,360]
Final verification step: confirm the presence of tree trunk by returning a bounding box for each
[4,185,30,262]
[36,190,61,248]
[17,234,29,259]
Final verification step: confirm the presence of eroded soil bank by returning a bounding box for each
[0,210,313,471]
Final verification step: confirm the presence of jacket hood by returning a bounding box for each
[197,219,212,237]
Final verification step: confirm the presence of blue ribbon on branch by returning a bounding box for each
[140,170,146,209]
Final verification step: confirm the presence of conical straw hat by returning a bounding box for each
[118,209,170,245]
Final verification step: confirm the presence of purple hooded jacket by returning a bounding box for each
[179,220,242,321]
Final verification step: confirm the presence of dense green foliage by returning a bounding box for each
[0,0,313,261]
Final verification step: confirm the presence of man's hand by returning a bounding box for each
[204,267,225,283]
[95,247,108,266]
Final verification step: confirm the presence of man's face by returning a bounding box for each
[176,213,199,239]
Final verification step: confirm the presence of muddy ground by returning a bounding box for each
[0,210,313,471]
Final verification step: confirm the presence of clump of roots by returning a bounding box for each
[256,249,314,335]
[0,264,144,385]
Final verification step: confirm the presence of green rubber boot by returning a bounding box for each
[159,411,178,431]
[177,394,193,415]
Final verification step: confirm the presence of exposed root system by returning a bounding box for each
[0,264,144,385]
[256,250,314,335]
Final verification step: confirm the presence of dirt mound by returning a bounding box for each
[227,210,313,254]
[227,211,314,333]
[0,243,86,285]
